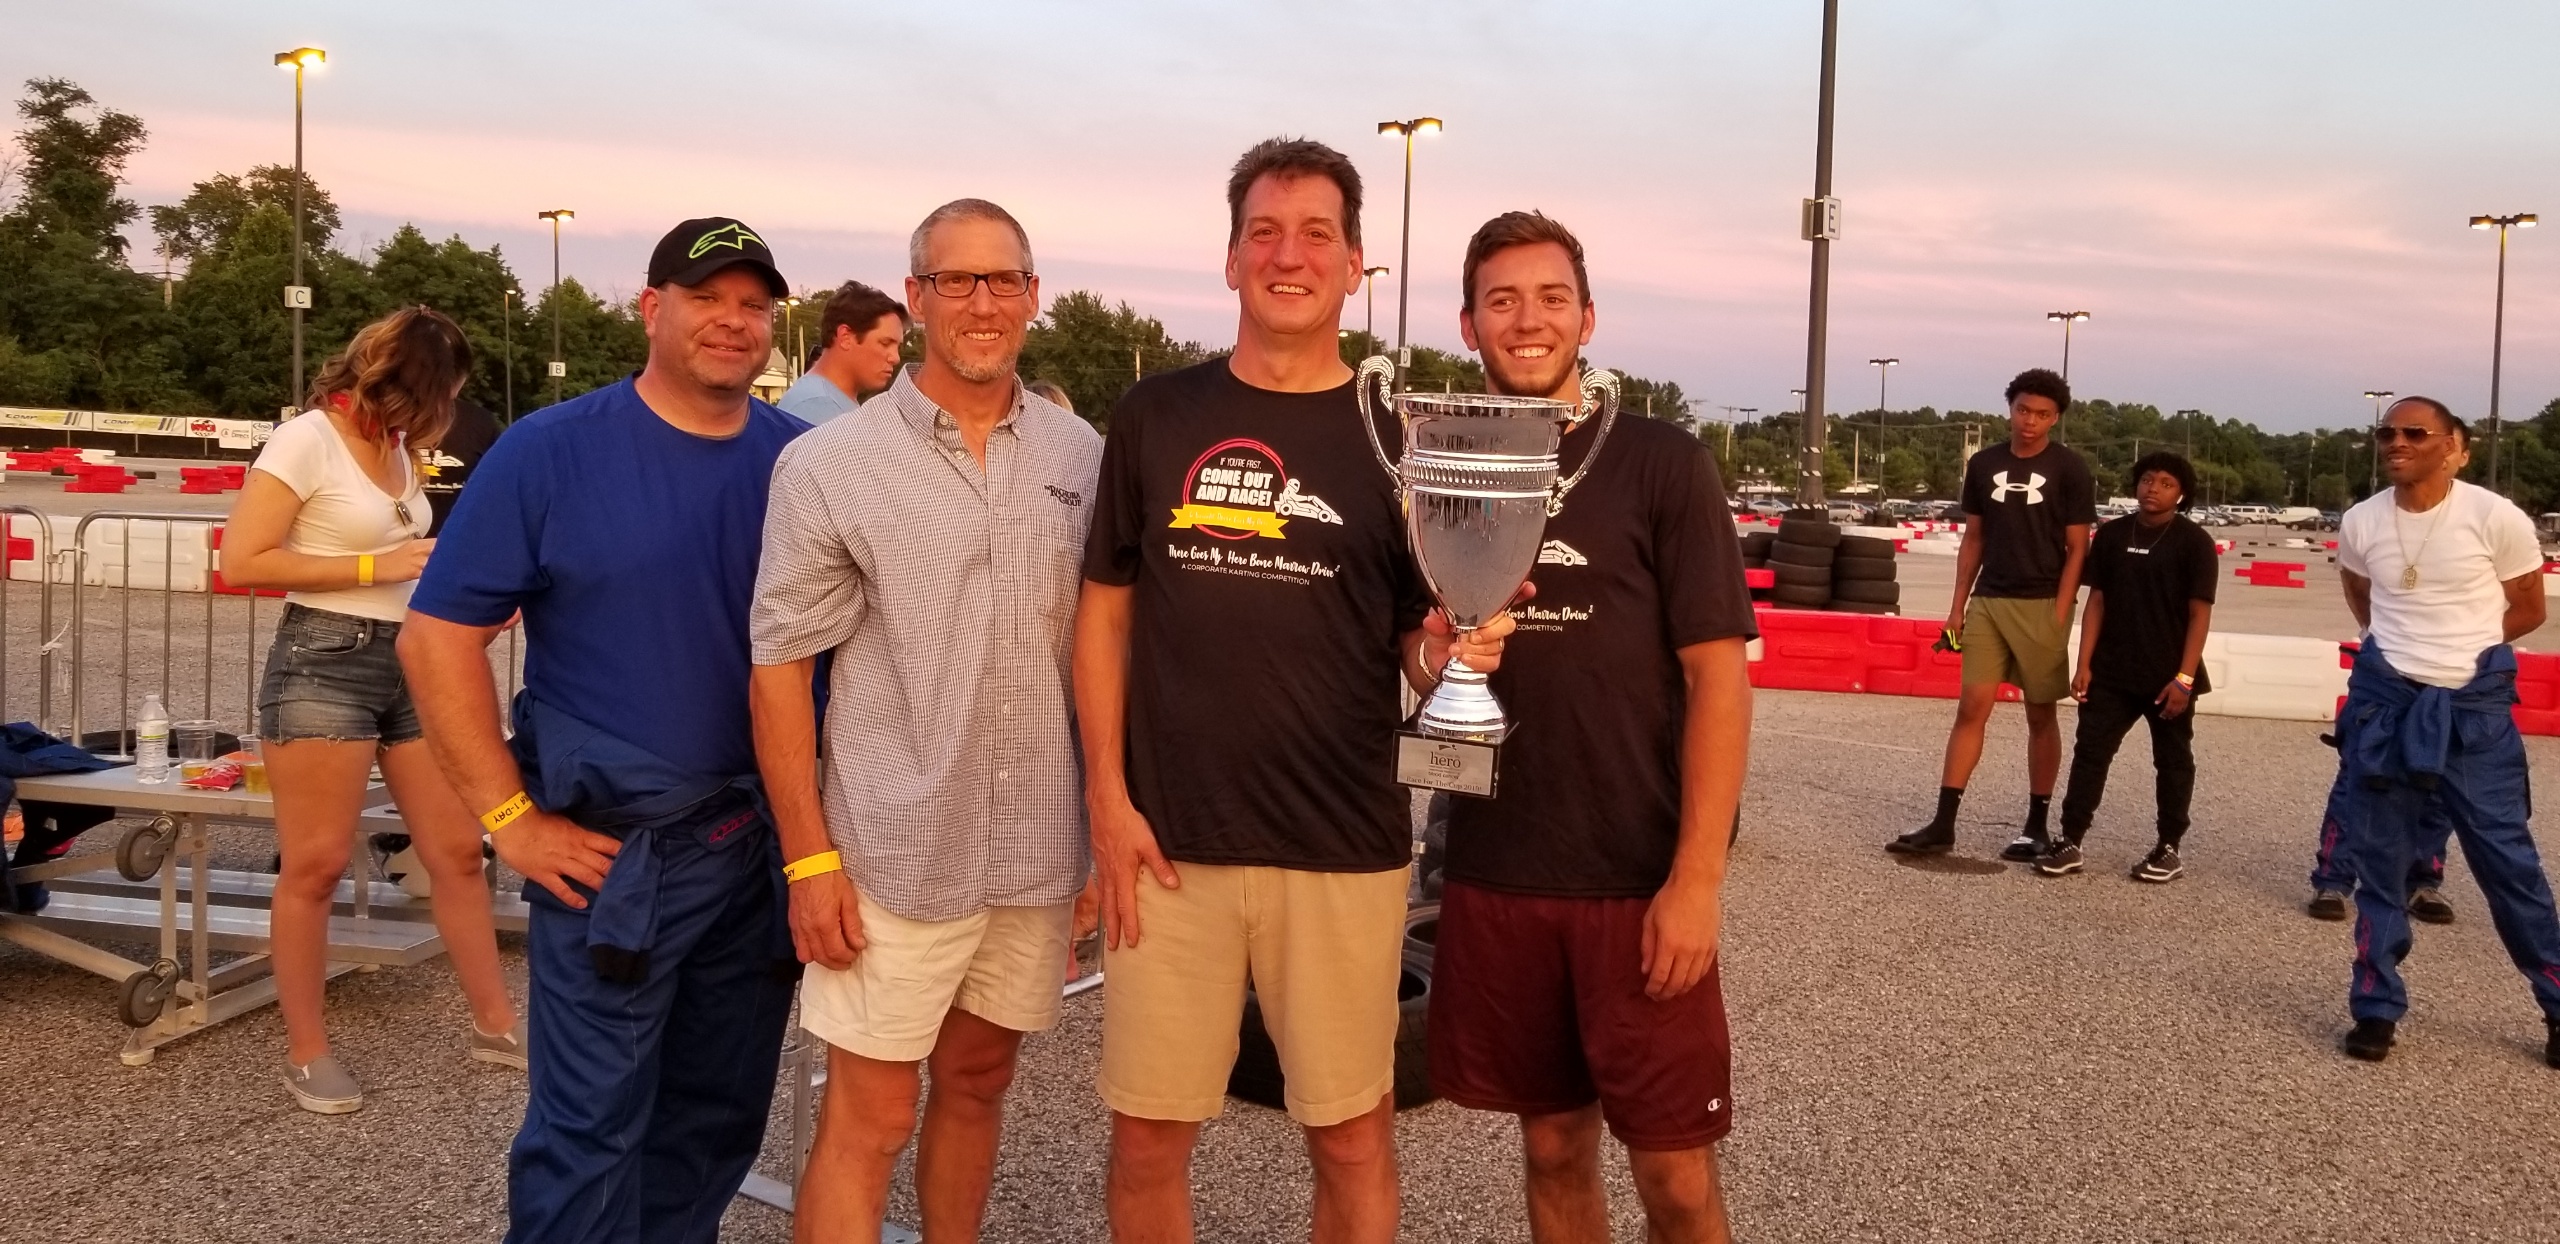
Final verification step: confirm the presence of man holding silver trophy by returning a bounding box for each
[1074,137,1516,1242]
[1409,212,1757,1244]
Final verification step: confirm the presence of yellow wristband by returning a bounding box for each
[480,791,533,833]
[783,850,843,883]
[357,553,375,587]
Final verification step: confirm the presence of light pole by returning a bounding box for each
[501,287,518,423]
[2469,212,2537,492]
[2045,310,2090,385]
[538,209,573,407]
[273,47,325,411]
[1362,265,1390,346]
[1797,0,1842,506]
[1868,357,1898,491]
[1377,117,1442,389]
[780,296,803,378]
[2361,389,2393,494]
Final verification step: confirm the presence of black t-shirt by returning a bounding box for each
[2085,513,2218,696]
[1081,359,1430,872]
[1960,442,2095,598]
[421,398,503,536]
[1444,416,1759,898]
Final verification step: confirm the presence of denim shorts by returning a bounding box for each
[256,603,423,745]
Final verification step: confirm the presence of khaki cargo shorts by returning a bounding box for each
[1960,595,2071,704]
[1099,862,1409,1127]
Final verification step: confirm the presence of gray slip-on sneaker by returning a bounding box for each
[469,1021,528,1070]
[284,1054,364,1114]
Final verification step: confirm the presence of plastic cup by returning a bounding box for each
[173,720,219,780]
[242,762,271,795]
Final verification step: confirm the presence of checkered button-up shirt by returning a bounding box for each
[750,367,1102,921]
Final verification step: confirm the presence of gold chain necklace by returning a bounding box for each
[2390,490,2451,590]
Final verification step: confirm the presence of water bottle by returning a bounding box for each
[135,693,171,784]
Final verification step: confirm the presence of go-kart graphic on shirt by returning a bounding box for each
[1168,438,1342,539]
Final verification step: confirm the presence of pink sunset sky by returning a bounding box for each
[7,0,2555,431]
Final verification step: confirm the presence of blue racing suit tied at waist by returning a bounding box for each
[507,689,781,983]
[2343,642,2520,795]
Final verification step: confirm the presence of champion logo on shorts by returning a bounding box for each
[1536,539,1588,567]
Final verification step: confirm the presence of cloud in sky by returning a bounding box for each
[6,0,2554,429]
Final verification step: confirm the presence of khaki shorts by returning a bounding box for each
[1960,595,2071,705]
[1099,862,1409,1127]
[799,891,1073,1062]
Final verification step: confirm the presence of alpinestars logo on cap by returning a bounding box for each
[1537,539,1588,566]
[1990,470,2046,505]
[688,222,765,259]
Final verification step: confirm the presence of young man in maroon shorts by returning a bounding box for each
[1429,211,1756,1243]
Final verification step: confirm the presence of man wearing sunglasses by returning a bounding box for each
[749,199,1100,1242]
[2331,397,2560,1069]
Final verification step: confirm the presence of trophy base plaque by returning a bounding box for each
[1396,730,1500,798]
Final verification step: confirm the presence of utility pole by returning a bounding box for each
[2469,213,2537,493]
[1379,118,1442,391]
[273,47,325,411]
[1797,0,1842,508]
[2361,390,2393,494]
[538,209,573,407]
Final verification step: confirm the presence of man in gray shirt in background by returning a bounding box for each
[748,199,1101,1242]
[778,279,910,424]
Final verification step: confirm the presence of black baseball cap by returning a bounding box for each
[646,216,788,296]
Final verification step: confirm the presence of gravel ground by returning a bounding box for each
[7,687,2560,1242]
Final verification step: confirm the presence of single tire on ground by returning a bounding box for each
[1831,578,1901,605]
[1838,534,1897,559]
[1828,598,1897,615]
[1777,519,1842,548]
[1771,561,1830,588]
[1832,554,1896,582]
[1771,583,1830,608]
[1231,950,1438,1112]
[1403,903,1440,963]
[1768,540,1835,569]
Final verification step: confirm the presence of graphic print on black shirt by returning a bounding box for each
[1961,442,2095,598]
[2084,513,2218,696]
[421,398,502,536]
[1082,360,1430,873]
[1443,415,1758,898]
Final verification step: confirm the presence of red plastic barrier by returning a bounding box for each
[2235,562,2306,588]
[1747,608,1875,693]
[206,525,283,598]
[2514,651,2560,736]
[1861,614,2021,702]
[1744,567,1774,589]
[4,535,28,564]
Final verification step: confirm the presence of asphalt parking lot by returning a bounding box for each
[7,684,2559,1243]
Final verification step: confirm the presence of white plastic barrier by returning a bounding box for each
[7,513,216,591]
[2194,631,2346,722]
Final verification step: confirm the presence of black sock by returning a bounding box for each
[1932,786,1964,831]
[2026,795,2052,838]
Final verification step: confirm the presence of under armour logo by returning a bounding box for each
[1990,470,2046,505]
[1536,539,1588,567]
[1043,483,1083,508]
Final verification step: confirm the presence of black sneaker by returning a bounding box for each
[1999,833,2049,863]
[2132,844,2184,884]
[2035,841,2084,876]
[2307,890,2350,921]
[2408,887,2456,925]
[1887,824,1955,856]
[2343,1017,2396,1062]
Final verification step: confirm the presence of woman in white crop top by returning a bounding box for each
[224,307,522,1114]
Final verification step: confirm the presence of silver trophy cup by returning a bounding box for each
[1355,355,1620,762]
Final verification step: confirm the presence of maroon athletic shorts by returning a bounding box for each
[1427,879,1733,1151]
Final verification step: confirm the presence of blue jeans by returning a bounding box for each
[505,800,795,1244]
[2309,760,2451,894]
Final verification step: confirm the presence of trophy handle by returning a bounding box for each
[1353,355,1402,482]
[1548,368,1620,517]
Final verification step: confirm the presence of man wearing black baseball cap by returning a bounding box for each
[402,215,812,1243]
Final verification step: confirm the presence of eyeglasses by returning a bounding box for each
[916,270,1032,299]
[2373,426,2443,445]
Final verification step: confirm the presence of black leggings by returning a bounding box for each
[2058,683,2197,845]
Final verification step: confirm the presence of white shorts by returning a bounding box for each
[799,892,1074,1062]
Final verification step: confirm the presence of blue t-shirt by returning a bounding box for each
[410,378,809,780]
[777,371,859,425]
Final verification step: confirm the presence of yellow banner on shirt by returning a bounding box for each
[1167,504,1288,538]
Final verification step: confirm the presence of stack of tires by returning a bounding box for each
[1766,510,1837,610]
[1828,532,1901,614]
[1738,529,1776,605]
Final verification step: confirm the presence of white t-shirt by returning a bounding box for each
[248,410,431,622]
[2337,479,2544,687]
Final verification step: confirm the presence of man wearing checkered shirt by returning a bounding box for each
[746,199,1101,1242]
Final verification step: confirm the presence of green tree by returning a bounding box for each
[1017,290,1213,427]
[369,224,530,415]
[2308,473,2351,511]
[525,276,647,406]
[148,164,340,263]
